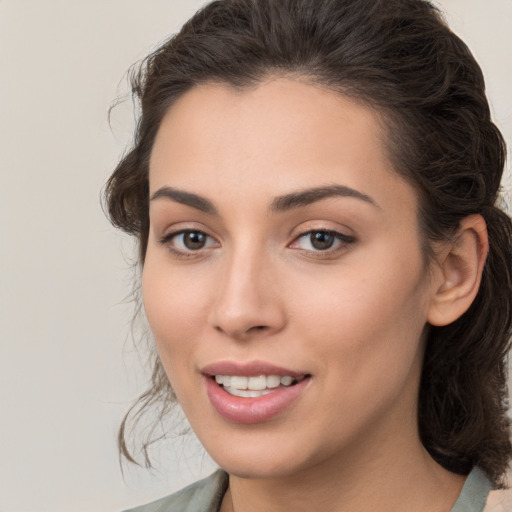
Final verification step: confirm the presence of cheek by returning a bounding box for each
[295,251,426,329]
[141,256,209,373]
[288,243,429,376]
[142,265,209,412]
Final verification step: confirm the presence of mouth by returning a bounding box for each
[213,374,308,398]
[202,362,311,423]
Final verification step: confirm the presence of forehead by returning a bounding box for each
[149,78,416,215]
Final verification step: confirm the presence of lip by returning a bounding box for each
[202,361,311,424]
[201,360,307,378]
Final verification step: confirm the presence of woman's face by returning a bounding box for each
[144,78,440,478]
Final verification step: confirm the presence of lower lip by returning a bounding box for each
[205,376,310,424]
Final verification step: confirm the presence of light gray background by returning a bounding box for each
[1,1,511,511]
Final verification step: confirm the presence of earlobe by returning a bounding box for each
[427,214,489,327]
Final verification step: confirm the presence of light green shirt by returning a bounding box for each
[124,466,494,512]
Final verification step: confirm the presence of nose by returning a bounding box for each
[208,246,286,341]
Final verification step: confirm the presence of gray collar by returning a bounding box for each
[450,467,494,512]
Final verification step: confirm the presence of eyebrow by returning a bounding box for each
[150,183,378,214]
[151,186,217,214]
[270,184,379,212]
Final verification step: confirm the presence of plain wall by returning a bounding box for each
[1,1,511,511]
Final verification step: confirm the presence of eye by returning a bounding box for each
[159,230,219,253]
[290,230,355,252]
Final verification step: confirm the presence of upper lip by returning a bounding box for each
[201,360,307,378]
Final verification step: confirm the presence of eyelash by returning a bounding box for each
[158,230,218,258]
[158,228,356,258]
[289,229,356,256]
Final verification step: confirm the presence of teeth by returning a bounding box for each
[224,387,274,398]
[248,375,266,390]
[267,375,281,388]
[214,374,298,392]
[280,376,294,386]
[230,376,248,389]
[215,375,231,386]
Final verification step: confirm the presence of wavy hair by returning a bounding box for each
[104,0,512,485]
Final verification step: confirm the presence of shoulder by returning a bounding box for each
[485,486,512,512]
[123,470,229,512]
[451,467,505,512]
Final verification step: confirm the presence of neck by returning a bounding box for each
[221,425,465,512]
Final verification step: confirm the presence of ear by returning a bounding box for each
[427,214,489,327]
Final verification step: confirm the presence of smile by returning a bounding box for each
[214,374,304,397]
[202,363,311,424]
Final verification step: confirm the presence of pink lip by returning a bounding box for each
[201,361,311,424]
[201,360,306,378]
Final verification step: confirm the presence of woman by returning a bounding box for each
[105,0,512,510]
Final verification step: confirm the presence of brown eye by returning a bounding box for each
[310,231,335,250]
[160,230,218,253]
[183,231,208,250]
[289,229,356,253]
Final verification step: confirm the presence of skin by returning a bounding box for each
[144,78,487,512]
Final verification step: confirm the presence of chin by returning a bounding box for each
[194,423,328,480]
[214,453,307,480]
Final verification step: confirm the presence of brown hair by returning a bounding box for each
[105,0,512,485]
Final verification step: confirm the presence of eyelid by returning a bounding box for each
[156,220,218,244]
[290,222,356,243]
[288,227,356,255]
[158,228,220,257]
[156,222,355,258]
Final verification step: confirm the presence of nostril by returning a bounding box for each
[214,324,267,334]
